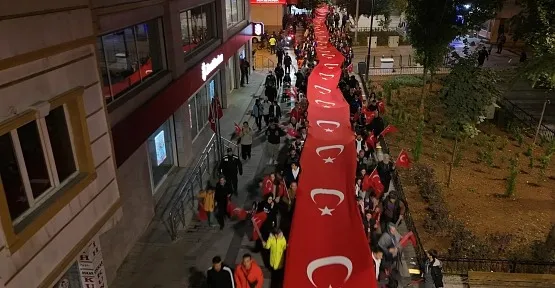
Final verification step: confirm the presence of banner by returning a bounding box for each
[283,6,377,288]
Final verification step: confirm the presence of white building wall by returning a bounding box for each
[0,5,121,288]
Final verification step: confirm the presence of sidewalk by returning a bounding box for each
[109,73,271,288]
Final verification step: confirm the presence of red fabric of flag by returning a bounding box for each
[369,168,384,198]
[234,123,241,135]
[251,212,267,241]
[377,101,386,114]
[365,133,376,149]
[380,124,398,137]
[284,6,377,288]
[396,149,411,168]
[198,203,208,221]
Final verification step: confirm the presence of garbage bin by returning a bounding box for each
[357,61,367,75]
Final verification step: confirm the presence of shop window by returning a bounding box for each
[180,3,217,57]
[0,88,95,252]
[226,0,245,27]
[97,18,165,104]
[54,262,82,288]
[147,118,175,188]
[189,77,217,139]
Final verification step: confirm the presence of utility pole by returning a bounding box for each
[354,0,360,44]
[364,0,375,82]
[533,99,550,145]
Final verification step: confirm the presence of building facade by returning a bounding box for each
[0,0,251,287]
[479,0,523,45]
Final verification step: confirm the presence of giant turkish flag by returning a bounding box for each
[283,6,377,288]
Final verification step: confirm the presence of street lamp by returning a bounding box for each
[364,0,376,82]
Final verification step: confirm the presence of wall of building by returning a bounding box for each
[0,3,120,288]
[251,4,285,33]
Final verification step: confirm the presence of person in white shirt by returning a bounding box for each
[372,249,383,282]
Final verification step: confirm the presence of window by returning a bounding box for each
[180,3,216,56]
[97,18,165,104]
[147,119,175,189]
[226,0,245,27]
[0,88,95,252]
[189,78,217,139]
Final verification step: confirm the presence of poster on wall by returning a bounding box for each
[154,130,167,166]
[78,237,107,288]
[209,79,215,101]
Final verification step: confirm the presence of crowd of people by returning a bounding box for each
[197,7,445,288]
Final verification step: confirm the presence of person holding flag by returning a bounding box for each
[197,185,216,226]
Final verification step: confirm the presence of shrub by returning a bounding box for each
[413,121,424,162]
[383,75,423,92]
[412,165,451,234]
[505,154,519,197]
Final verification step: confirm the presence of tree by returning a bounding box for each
[297,0,331,10]
[510,0,555,89]
[406,0,502,118]
[335,0,392,20]
[441,51,500,186]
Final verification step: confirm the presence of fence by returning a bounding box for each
[364,55,452,69]
[162,134,237,240]
[497,98,554,142]
[358,72,555,275]
[367,66,450,76]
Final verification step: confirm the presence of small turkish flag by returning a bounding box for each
[380,125,399,137]
[377,101,386,114]
[287,127,299,137]
[364,110,378,125]
[400,231,417,248]
[365,133,376,149]
[198,203,208,221]
[347,63,353,73]
[396,149,411,168]
[369,168,384,197]
[251,212,267,241]
[234,123,241,135]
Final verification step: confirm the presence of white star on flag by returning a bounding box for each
[324,157,335,163]
[319,206,334,216]
[324,128,333,132]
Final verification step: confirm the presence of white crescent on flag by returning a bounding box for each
[310,188,346,216]
[314,99,336,108]
[315,144,344,163]
[323,63,339,70]
[306,256,353,287]
[313,85,332,94]
[318,72,335,80]
[316,120,341,132]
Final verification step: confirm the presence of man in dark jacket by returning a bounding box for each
[265,119,285,165]
[206,256,234,288]
[269,101,282,120]
[274,64,285,87]
[215,177,233,230]
[284,54,292,74]
[240,59,250,86]
[276,47,284,66]
[219,148,243,195]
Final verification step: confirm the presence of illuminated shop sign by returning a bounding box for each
[252,22,264,36]
[201,54,224,81]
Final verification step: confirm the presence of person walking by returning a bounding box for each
[263,228,287,288]
[269,35,277,54]
[269,101,282,123]
[219,148,243,195]
[284,54,292,74]
[240,59,250,86]
[215,176,232,230]
[206,256,235,288]
[265,119,285,165]
[274,64,284,88]
[198,186,216,226]
[496,33,506,53]
[477,46,489,66]
[252,99,263,131]
[276,47,284,66]
[239,121,253,160]
[262,98,271,127]
[422,250,444,288]
[235,254,264,288]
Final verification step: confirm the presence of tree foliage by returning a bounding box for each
[510,0,555,89]
[406,0,502,75]
[441,52,500,132]
[297,0,331,10]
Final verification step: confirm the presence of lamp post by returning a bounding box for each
[533,99,550,145]
[354,0,360,44]
[364,0,376,82]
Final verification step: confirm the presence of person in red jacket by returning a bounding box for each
[235,253,264,288]
[262,173,276,197]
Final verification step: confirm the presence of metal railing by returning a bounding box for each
[367,66,450,76]
[163,134,238,240]
[362,55,452,69]
[440,258,555,275]
[498,97,554,141]
[253,54,276,71]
